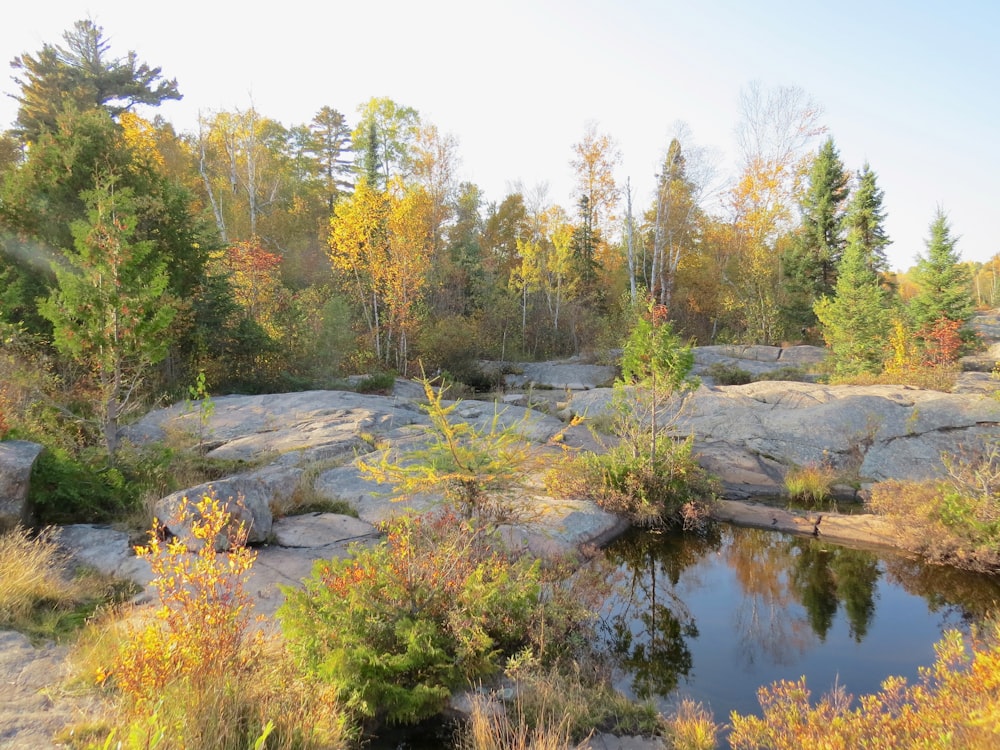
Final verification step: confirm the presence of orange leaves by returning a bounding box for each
[729,620,1000,749]
[109,494,261,716]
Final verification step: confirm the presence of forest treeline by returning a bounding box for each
[1,20,996,433]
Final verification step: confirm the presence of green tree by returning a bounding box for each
[844,163,891,276]
[0,108,211,344]
[351,97,420,191]
[649,136,705,312]
[10,19,181,142]
[814,225,892,377]
[781,137,849,334]
[38,178,177,458]
[296,105,354,211]
[909,208,974,330]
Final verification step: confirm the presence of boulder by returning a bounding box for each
[501,359,617,391]
[0,440,44,529]
[153,465,303,548]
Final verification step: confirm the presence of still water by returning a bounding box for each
[599,524,1000,720]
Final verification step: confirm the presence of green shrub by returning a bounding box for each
[582,434,717,528]
[279,511,547,725]
[29,448,138,524]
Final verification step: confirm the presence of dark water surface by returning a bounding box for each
[599,524,1000,721]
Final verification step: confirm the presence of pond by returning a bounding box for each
[599,523,1000,721]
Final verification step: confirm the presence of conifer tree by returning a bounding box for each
[814,222,891,377]
[844,163,891,275]
[909,209,973,330]
[39,178,177,458]
[782,137,849,334]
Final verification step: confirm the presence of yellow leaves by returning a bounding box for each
[120,112,164,170]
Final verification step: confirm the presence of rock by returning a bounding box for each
[153,466,302,547]
[0,630,107,750]
[0,440,44,529]
[567,381,1000,495]
[270,512,376,548]
[55,524,153,587]
[502,359,617,391]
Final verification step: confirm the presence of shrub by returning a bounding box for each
[359,377,539,526]
[94,494,351,749]
[582,433,717,529]
[706,362,752,385]
[279,511,549,725]
[869,440,1000,573]
[728,617,1000,749]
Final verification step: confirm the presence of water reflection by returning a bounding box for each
[599,524,1000,716]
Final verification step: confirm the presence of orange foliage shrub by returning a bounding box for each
[728,618,1000,749]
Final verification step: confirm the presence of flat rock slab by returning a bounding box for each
[270,512,376,548]
[0,630,105,750]
[712,499,901,550]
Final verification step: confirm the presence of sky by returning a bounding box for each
[2,0,997,272]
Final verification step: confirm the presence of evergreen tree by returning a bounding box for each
[814,223,892,377]
[782,137,849,335]
[10,19,181,142]
[909,208,973,329]
[38,178,177,458]
[844,163,891,275]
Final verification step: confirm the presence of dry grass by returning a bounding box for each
[831,364,960,392]
[460,690,582,750]
[0,526,73,623]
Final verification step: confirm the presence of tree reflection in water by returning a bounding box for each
[601,525,721,698]
[599,524,995,705]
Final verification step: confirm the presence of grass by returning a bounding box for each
[830,364,961,392]
[784,462,838,506]
[0,526,137,643]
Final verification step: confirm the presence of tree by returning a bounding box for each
[38,178,177,458]
[570,122,621,292]
[0,107,211,345]
[327,179,432,372]
[351,97,420,191]
[781,137,849,334]
[649,133,713,312]
[727,83,825,343]
[10,19,181,142]
[296,106,354,211]
[814,225,892,377]
[844,163,891,276]
[909,208,974,331]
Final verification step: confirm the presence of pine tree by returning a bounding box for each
[909,208,973,330]
[782,137,849,335]
[814,226,892,377]
[10,19,181,142]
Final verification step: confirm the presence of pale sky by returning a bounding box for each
[2,0,997,271]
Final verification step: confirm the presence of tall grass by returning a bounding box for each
[0,526,131,642]
[0,526,72,622]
